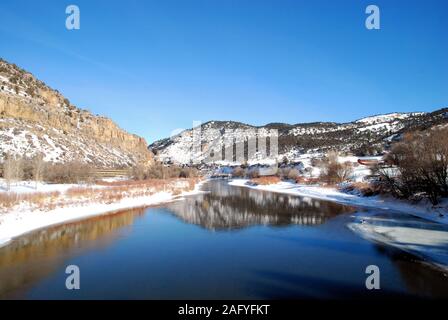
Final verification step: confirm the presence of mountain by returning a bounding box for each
[0,58,152,167]
[149,108,448,164]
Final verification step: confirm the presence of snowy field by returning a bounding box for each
[0,179,205,248]
[0,179,104,194]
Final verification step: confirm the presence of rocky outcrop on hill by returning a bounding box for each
[0,58,152,167]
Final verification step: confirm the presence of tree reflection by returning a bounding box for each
[166,181,356,230]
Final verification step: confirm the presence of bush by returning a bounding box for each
[277,167,290,179]
[247,168,260,179]
[340,182,380,197]
[178,170,188,178]
[319,151,353,184]
[131,162,199,180]
[43,161,93,184]
[287,169,300,180]
[250,176,281,185]
[131,164,147,180]
[232,167,245,178]
[378,128,448,205]
[1,156,94,186]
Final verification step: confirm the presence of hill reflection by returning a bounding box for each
[0,208,145,298]
[166,181,356,230]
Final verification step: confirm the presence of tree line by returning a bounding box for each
[1,154,94,189]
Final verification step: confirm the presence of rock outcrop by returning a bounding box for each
[0,58,152,167]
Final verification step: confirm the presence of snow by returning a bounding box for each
[348,213,448,271]
[0,180,205,248]
[151,111,429,165]
[355,112,421,124]
[0,118,141,166]
[0,192,173,247]
[0,179,89,194]
[228,179,448,225]
[99,177,128,183]
[228,179,448,270]
[42,134,64,162]
[247,158,278,166]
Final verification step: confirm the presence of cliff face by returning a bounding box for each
[0,58,152,167]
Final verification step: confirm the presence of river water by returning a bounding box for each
[1,180,447,299]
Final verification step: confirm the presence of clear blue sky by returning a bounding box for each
[1,0,447,142]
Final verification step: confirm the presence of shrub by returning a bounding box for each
[340,182,380,197]
[378,127,448,205]
[250,176,281,185]
[43,161,93,184]
[319,151,353,184]
[247,168,260,179]
[131,164,147,180]
[277,167,290,179]
[232,167,245,178]
[287,169,300,180]
[178,170,188,178]
[131,162,199,180]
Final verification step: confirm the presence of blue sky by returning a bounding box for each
[0,0,447,142]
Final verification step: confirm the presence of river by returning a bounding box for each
[1,180,448,299]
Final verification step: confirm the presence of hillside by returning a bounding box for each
[150,108,448,164]
[0,59,152,167]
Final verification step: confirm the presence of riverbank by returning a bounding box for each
[0,178,204,247]
[228,179,448,225]
[229,179,448,271]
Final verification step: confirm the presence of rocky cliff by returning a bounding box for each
[0,58,152,167]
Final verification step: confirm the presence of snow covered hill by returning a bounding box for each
[150,108,448,165]
[0,59,153,167]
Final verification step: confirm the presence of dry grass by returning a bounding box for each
[250,176,281,185]
[0,178,201,212]
[96,178,179,187]
[0,191,61,210]
[295,177,321,185]
[339,182,380,197]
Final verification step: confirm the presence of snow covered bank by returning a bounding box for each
[0,179,97,194]
[228,179,448,225]
[348,211,448,271]
[0,179,205,248]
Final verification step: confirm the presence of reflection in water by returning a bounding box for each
[392,256,448,297]
[0,180,448,299]
[166,181,356,230]
[369,244,448,297]
[0,208,145,298]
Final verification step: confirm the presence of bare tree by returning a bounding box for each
[3,154,23,191]
[32,154,45,189]
[379,127,448,205]
[320,151,353,184]
[131,164,147,180]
